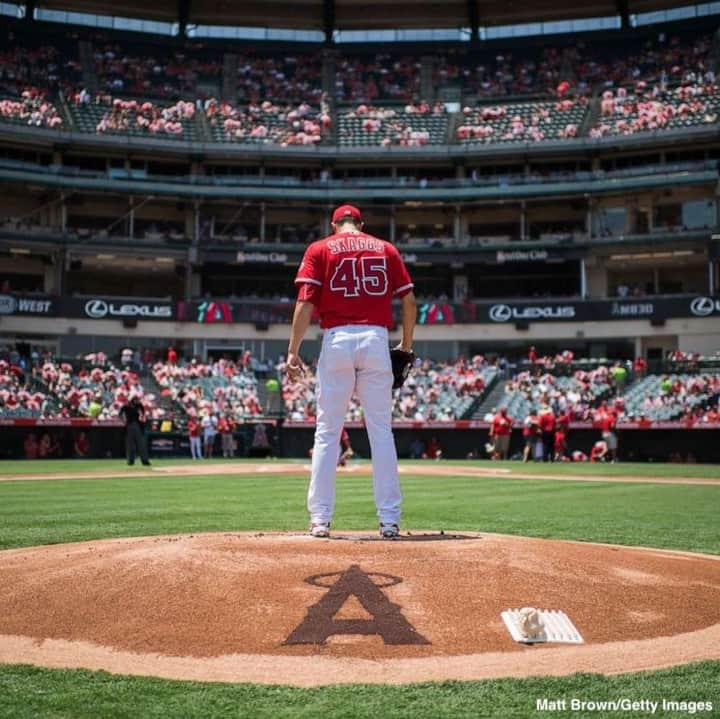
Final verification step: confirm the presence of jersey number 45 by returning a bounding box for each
[329,256,388,297]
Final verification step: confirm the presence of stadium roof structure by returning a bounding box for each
[30,0,702,31]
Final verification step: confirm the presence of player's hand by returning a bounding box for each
[393,342,413,354]
[286,352,307,383]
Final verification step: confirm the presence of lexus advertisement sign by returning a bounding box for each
[1,294,719,325]
[478,296,720,324]
[0,295,175,321]
[80,298,174,320]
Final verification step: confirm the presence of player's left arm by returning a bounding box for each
[389,245,416,352]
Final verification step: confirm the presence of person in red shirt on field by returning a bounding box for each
[219,414,236,458]
[538,404,556,462]
[489,407,512,459]
[74,431,90,458]
[597,404,618,462]
[528,345,538,364]
[590,439,609,462]
[289,204,416,539]
[553,428,567,461]
[188,415,202,459]
[425,436,442,461]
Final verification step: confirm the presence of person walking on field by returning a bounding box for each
[489,407,512,460]
[286,204,416,539]
[120,395,150,466]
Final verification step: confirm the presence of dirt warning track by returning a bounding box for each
[1,461,719,485]
[0,532,718,686]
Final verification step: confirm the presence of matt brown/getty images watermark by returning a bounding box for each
[535,698,714,714]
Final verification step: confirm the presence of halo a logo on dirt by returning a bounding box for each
[0,295,16,314]
[690,296,720,317]
[284,564,429,646]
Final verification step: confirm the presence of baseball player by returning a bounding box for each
[287,204,416,539]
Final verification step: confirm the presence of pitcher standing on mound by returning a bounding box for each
[287,204,417,539]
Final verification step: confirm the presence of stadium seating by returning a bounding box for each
[152,358,263,420]
[496,366,615,421]
[457,98,588,145]
[590,83,719,137]
[280,356,498,423]
[68,95,199,140]
[93,39,221,100]
[0,92,63,129]
[337,103,448,147]
[623,373,720,421]
[205,99,330,145]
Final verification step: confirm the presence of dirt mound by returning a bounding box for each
[0,532,718,685]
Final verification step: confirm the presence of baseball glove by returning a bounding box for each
[390,348,415,390]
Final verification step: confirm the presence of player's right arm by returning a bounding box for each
[288,243,324,381]
[287,301,313,380]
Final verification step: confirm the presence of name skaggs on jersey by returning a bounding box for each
[327,236,385,254]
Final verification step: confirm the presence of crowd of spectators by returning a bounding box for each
[152,355,263,423]
[206,98,331,145]
[457,98,587,143]
[35,357,159,420]
[634,373,720,424]
[335,54,421,103]
[590,82,718,137]
[0,89,63,128]
[93,41,220,100]
[0,350,160,420]
[0,29,81,97]
[88,96,196,136]
[237,52,323,105]
[279,354,495,423]
[498,365,618,422]
[338,101,446,147]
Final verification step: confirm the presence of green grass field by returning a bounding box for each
[0,458,718,718]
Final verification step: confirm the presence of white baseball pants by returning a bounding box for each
[190,436,202,459]
[308,324,401,526]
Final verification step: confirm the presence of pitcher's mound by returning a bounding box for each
[0,532,719,685]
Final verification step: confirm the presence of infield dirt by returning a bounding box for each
[0,531,718,685]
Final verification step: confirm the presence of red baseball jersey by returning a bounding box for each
[294,231,413,329]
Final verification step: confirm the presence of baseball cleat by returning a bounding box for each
[379,523,400,539]
[310,522,330,538]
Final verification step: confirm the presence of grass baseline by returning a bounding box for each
[0,661,717,719]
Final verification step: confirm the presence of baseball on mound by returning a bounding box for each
[518,607,545,638]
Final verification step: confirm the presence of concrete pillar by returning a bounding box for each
[453,204,461,244]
